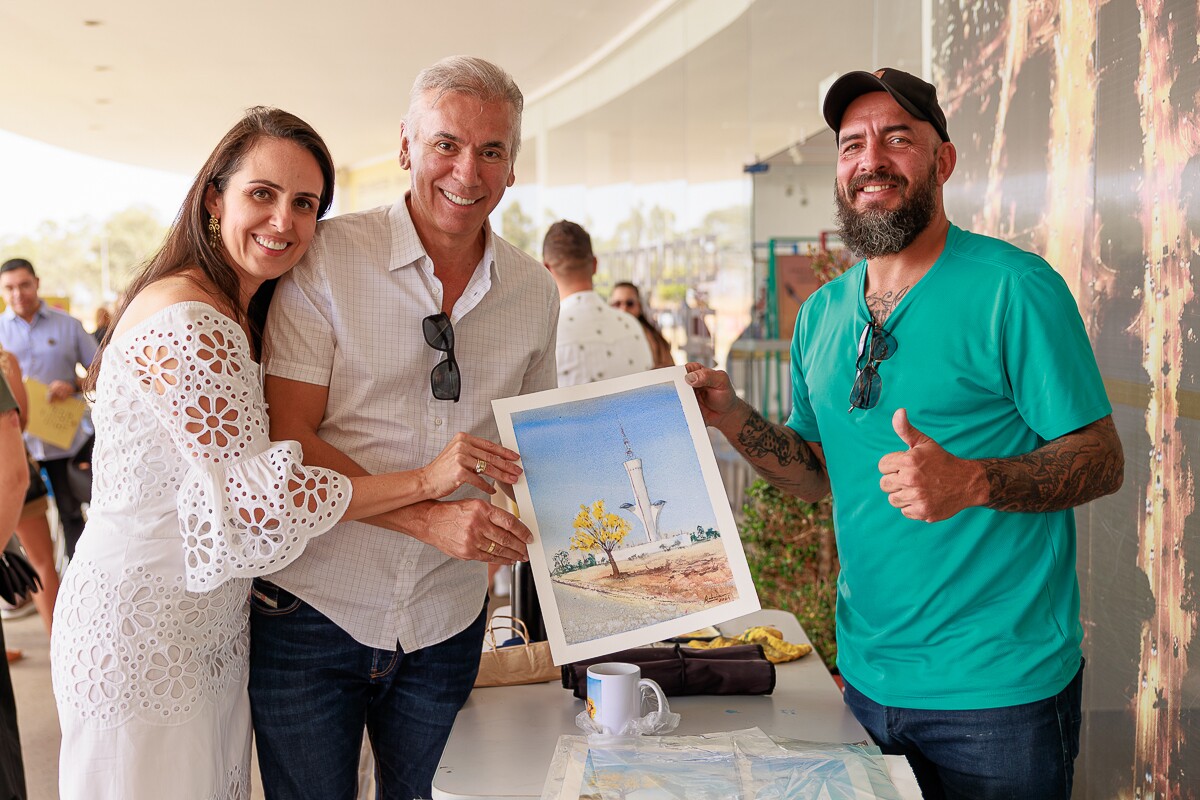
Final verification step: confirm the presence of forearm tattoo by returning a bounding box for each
[981,417,1124,513]
[736,410,824,490]
[865,286,910,326]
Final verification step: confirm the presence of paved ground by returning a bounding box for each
[7,608,60,800]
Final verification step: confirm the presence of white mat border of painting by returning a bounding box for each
[493,366,760,665]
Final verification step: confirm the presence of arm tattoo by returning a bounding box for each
[735,409,824,492]
[981,417,1124,513]
[865,286,910,326]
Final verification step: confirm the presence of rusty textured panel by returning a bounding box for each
[932,0,1197,796]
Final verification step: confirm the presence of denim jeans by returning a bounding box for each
[248,580,487,800]
[842,660,1083,800]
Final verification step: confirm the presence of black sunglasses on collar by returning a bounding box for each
[849,321,897,412]
[422,312,461,402]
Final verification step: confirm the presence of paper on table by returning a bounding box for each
[542,730,906,800]
[24,377,86,450]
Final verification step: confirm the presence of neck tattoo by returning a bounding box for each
[865,285,910,326]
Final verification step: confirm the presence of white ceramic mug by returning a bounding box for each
[585,662,667,735]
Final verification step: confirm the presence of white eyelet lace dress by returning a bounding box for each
[50,302,351,800]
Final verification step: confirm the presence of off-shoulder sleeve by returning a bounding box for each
[118,303,351,592]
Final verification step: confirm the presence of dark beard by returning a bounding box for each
[834,163,938,258]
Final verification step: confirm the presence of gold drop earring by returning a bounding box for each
[207,215,222,249]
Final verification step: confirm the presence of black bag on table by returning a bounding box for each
[563,643,776,699]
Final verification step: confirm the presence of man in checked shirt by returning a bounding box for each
[255,56,559,800]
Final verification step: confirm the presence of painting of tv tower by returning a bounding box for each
[494,369,760,663]
[618,422,666,543]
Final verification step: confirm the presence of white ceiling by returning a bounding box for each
[1,0,923,185]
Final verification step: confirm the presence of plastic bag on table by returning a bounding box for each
[735,736,903,800]
[583,734,741,799]
[542,729,766,800]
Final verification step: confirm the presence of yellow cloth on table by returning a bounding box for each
[683,626,812,664]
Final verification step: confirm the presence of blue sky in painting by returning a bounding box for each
[511,382,721,554]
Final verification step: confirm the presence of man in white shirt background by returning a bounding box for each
[508,219,655,653]
[542,219,653,388]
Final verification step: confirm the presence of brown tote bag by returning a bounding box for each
[474,615,559,688]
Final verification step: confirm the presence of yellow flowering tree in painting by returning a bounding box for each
[570,500,631,578]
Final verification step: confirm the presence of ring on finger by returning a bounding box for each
[475,459,488,475]
[486,541,496,555]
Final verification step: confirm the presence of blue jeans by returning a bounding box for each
[248,580,487,800]
[842,660,1083,800]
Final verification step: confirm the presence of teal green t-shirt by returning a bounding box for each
[786,224,1111,710]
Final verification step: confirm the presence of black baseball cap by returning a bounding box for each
[823,68,950,143]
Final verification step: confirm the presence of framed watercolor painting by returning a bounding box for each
[493,366,760,664]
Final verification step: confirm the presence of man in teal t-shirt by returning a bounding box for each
[686,68,1123,799]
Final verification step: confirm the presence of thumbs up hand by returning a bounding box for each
[878,408,986,522]
[891,407,933,450]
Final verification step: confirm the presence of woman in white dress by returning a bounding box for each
[50,107,522,800]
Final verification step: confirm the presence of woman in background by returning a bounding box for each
[51,107,522,799]
[92,306,112,344]
[610,281,674,368]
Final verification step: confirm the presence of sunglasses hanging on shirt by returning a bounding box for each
[422,312,461,403]
[848,321,897,412]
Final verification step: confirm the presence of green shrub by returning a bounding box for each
[741,479,839,671]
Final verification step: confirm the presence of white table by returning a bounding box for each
[432,609,921,799]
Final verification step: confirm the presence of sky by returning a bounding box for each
[510,381,721,555]
[0,129,191,240]
[501,178,750,243]
[0,127,750,246]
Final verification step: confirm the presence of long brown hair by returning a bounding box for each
[87,106,335,389]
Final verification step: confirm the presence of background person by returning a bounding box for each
[50,106,521,800]
[609,281,674,368]
[0,346,60,641]
[508,219,656,651]
[258,56,558,800]
[0,258,98,559]
[685,67,1123,799]
[92,306,112,344]
[543,220,652,386]
[0,369,29,800]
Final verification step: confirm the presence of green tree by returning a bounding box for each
[569,499,631,578]
[0,218,95,300]
[499,201,536,256]
[0,205,168,309]
[646,205,675,247]
[552,549,571,575]
[696,205,750,250]
[96,205,169,293]
[609,204,645,253]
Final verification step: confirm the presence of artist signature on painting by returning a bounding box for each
[703,590,733,604]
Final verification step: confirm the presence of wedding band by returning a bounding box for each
[486,541,496,555]
[475,459,487,474]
